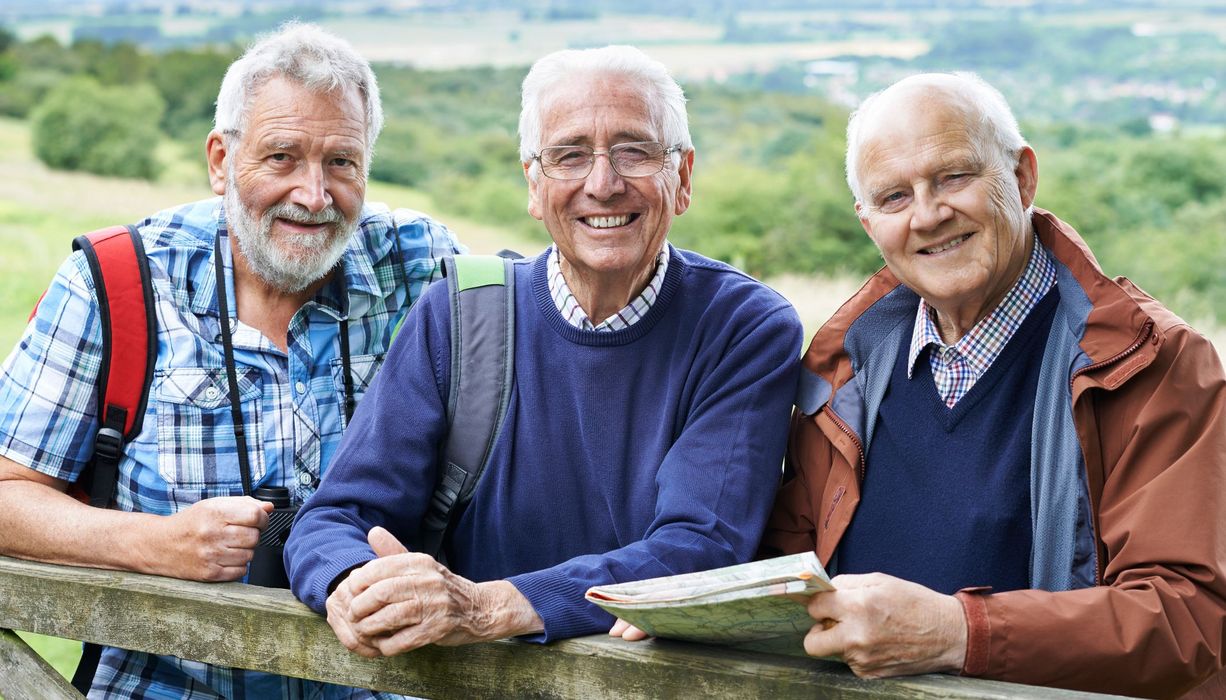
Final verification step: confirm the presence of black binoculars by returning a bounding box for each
[247,486,298,588]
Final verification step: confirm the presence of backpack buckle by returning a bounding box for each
[93,427,124,464]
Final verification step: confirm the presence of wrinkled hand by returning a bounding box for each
[158,496,272,582]
[609,618,650,641]
[326,527,542,657]
[803,573,967,678]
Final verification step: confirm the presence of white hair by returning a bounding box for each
[844,72,1028,206]
[214,21,383,166]
[518,45,692,176]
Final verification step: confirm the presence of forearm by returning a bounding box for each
[0,476,164,574]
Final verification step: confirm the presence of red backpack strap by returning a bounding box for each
[71,225,156,508]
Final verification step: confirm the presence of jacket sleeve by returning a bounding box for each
[961,322,1226,698]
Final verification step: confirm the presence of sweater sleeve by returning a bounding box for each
[506,297,804,641]
[285,281,452,613]
[964,323,1226,698]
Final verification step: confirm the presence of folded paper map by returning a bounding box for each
[585,551,834,657]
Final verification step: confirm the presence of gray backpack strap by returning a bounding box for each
[420,255,515,560]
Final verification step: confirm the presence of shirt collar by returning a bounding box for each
[547,243,670,332]
[907,234,1057,378]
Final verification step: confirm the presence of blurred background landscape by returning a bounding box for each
[0,0,1223,677]
[1,0,1224,350]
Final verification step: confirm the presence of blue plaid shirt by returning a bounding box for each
[0,197,461,699]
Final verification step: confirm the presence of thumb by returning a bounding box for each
[367,526,409,558]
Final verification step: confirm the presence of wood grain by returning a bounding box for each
[0,555,1135,699]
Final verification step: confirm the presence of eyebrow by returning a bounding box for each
[865,183,899,203]
[547,130,656,147]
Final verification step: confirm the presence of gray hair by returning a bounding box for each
[518,45,692,176]
[214,21,383,166]
[845,72,1028,207]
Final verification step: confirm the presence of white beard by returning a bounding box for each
[223,174,357,294]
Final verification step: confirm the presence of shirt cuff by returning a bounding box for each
[955,586,992,677]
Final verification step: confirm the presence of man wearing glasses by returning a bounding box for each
[285,45,803,653]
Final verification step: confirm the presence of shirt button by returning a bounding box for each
[294,381,307,395]
[298,471,313,486]
[204,386,220,400]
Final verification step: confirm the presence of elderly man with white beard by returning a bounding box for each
[0,23,460,698]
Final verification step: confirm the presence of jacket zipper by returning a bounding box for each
[826,409,866,483]
[1067,318,1153,584]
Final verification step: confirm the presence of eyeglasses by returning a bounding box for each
[532,141,683,180]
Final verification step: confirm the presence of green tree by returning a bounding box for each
[150,46,239,140]
[31,76,165,179]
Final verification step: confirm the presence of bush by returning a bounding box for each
[30,76,164,179]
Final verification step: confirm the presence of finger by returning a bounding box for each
[342,554,408,596]
[327,606,383,657]
[368,526,410,558]
[213,544,257,568]
[205,564,251,582]
[349,573,426,622]
[371,621,438,657]
[609,618,631,637]
[803,618,845,660]
[620,624,650,641]
[352,600,424,640]
[221,523,263,550]
[212,497,273,528]
[806,589,841,621]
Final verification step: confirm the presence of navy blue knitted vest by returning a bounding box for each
[837,288,1060,594]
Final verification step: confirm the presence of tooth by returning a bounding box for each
[587,215,629,229]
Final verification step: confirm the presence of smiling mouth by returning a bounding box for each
[582,214,637,229]
[920,233,972,254]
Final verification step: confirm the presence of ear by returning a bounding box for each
[523,160,544,221]
[673,149,695,216]
[855,201,875,239]
[1014,146,1039,209]
[206,131,229,196]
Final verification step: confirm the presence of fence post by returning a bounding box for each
[0,628,81,699]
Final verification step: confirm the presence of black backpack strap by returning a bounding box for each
[419,255,515,560]
[71,225,156,509]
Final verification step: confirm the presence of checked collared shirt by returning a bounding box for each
[547,243,670,331]
[908,234,1058,407]
[0,197,461,699]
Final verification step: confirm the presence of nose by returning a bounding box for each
[583,152,625,200]
[289,162,333,213]
[909,186,952,232]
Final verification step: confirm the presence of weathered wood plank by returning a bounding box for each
[0,627,81,700]
[0,555,1135,699]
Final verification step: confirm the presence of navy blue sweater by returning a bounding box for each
[286,247,802,640]
[837,289,1059,594]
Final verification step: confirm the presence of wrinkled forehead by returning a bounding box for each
[856,87,983,175]
[537,71,658,143]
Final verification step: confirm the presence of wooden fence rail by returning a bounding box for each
[0,555,1134,699]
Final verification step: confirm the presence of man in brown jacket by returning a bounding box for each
[761,72,1226,698]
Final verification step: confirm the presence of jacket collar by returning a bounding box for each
[798,208,1157,412]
